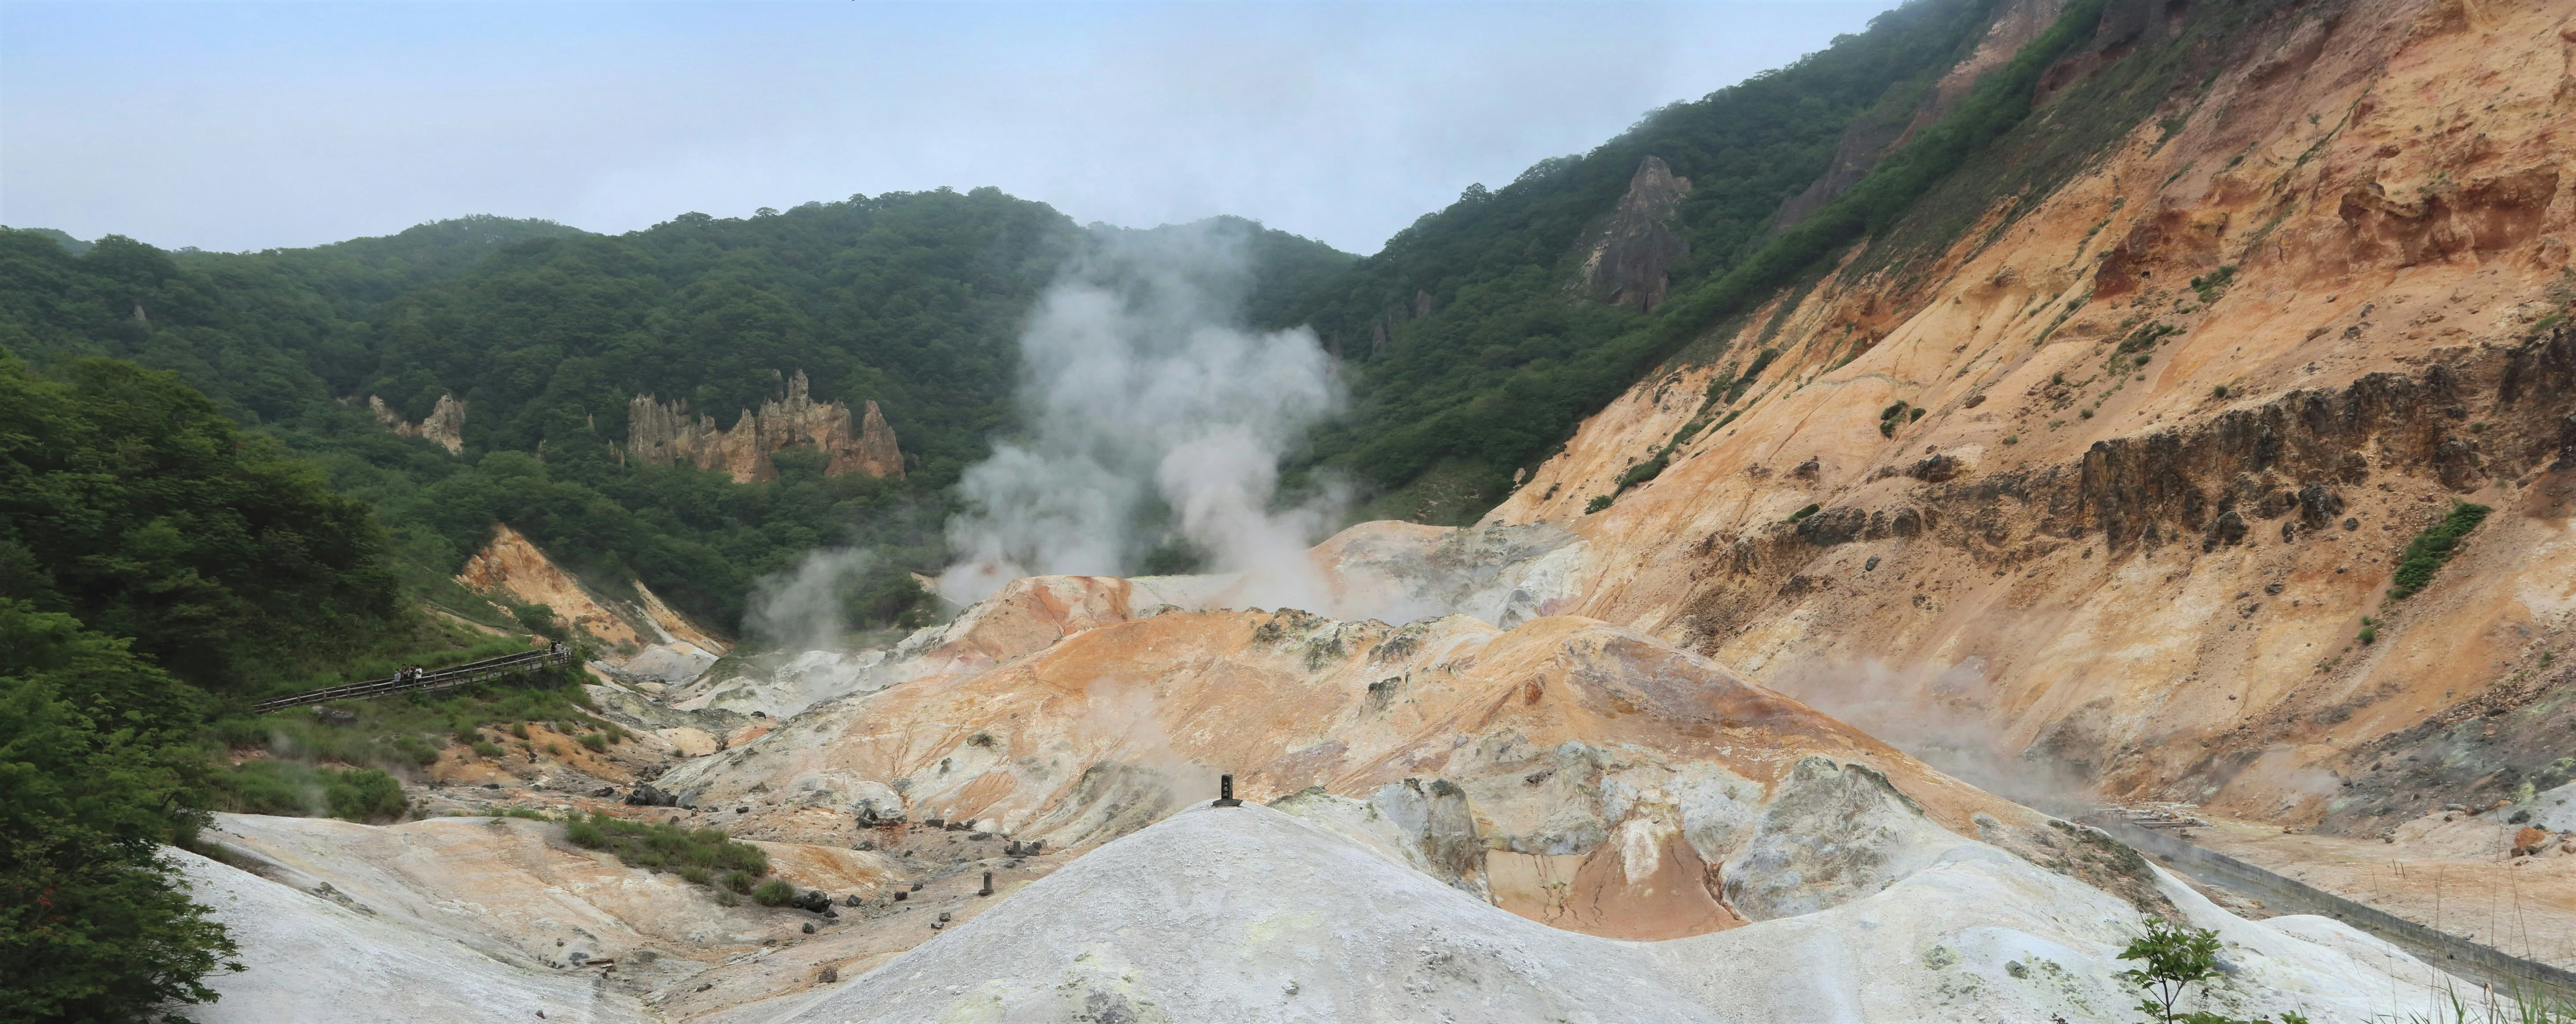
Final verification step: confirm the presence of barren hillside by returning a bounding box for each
[1483,0,2575,836]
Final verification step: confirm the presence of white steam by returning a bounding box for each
[746,547,874,653]
[1768,656,2097,813]
[941,221,1345,606]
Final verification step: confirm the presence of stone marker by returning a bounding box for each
[1214,774,1242,807]
[978,871,993,896]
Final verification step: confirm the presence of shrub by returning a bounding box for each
[209,762,407,822]
[561,813,768,899]
[2115,918,2306,1023]
[1789,504,1821,522]
[2120,919,2221,1021]
[752,879,797,907]
[578,733,607,753]
[1615,455,1667,491]
[510,722,530,740]
[472,741,504,758]
[2211,384,2228,398]
[1908,407,1925,421]
[1585,495,1614,514]
[2358,626,2376,645]
[2389,502,2490,599]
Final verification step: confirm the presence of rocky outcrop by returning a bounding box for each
[367,394,464,454]
[625,370,903,484]
[1577,156,1693,312]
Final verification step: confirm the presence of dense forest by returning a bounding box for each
[0,197,1350,637]
[1267,0,2142,521]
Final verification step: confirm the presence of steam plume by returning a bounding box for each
[746,547,874,653]
[941,221,1344,606]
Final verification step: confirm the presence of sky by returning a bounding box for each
[2,1,1905,256]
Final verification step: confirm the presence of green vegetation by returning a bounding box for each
[2,205,1345,635]
[2189,265,2238,304]
[751,878,798,907]
[0,351,598,1016]
[564,812,769,894]
[0,354,400,697]
[209,762,407,822]
[1585,495,1615,514]
[2119,919,2311,1024]
[1617,455,1670,490]
[2389,502,2491,600]
[1275,0,2032,521]
[1267,0,2258,522]
[1789,503,1822,522]
[0,600,240,1022]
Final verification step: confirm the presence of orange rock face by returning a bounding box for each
[453,524,726,660]
[625,369,903,483]
[1479,0,2576,825]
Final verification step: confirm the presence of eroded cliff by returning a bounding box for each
[626,370,903,484]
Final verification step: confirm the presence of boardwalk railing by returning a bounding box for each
[249,648,577,713]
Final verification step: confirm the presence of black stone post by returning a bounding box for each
[1214,773,1241,807]
[978,870,994,896]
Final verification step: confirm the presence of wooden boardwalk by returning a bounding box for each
[248,648,578,713]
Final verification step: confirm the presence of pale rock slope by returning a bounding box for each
[1479,0,2576,830]
[172,846,655,1024]
[666,570,2178,943]
[779,803,2457,1024]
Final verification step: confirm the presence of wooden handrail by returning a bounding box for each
[248,648,578,713]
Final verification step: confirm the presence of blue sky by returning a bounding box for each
[2,1,1904,255]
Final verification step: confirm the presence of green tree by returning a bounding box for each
[0,600,240,1022]
[2117,919,2312,1024]
[0,353,400,695]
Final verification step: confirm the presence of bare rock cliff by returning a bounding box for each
[1578,156,1694,312]
[625,370,903,483]
[367,393,464,454]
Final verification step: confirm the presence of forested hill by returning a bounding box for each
[1271,0,2131,521]
[0,196,1350,632]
